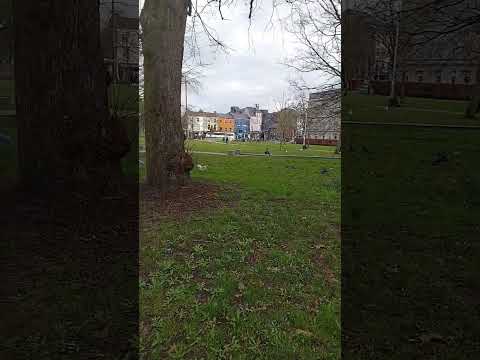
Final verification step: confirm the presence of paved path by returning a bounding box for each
[343,121,480,129]
[374,105,465,115]
[139,150,340,160]
[0,110,15,116]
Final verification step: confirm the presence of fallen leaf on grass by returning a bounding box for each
[294,329,314,337]
[419,333,444,343]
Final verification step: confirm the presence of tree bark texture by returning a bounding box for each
[141,0,187,192]
[14,1,127,194]
[466,64,480,118]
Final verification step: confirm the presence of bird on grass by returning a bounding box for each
[0,133,12,145]
[432,152,448,166]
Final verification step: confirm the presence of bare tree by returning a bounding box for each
[278,0,341,152]
[290,90,310,148]
[284,0,342,91]
[273,93,299,149]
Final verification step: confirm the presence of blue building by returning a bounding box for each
[233,114,250,140]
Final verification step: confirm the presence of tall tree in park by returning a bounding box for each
[140,0,190,191]
[14,1,129,192]
[139,0,260,191]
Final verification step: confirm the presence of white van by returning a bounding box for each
[205,132,235,142]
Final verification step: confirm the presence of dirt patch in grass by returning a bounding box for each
[312,254,336,287]
[140,181,224,224]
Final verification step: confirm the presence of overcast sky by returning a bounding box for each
[139,0,326,114]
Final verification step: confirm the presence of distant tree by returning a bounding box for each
[274,92,299,149]
[277,108,298,148]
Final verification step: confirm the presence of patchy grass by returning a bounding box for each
[140,153,341,359]
[343,93,479,124]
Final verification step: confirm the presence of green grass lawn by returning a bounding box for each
[343,93,479,125]
[140,153,341,359]
[0,79,14,95]
[139,136,338,158]
[186,140,338,157]
[342,94,480,357]
[109,83,139,113]
[0,80,15,111]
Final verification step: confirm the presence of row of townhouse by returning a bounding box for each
[183,104,273,140]
[183,95,341,145]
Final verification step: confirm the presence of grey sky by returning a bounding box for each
[139,0,326,113]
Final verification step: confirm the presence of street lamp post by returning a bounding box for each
[184,75,189,139]
[389,0,402,105]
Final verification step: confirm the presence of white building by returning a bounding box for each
[249,111,263,133]
[185,111,218,137]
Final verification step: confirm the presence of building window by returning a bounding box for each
[416,70,424,82]
[435,70,442,83]
[451,70,456,84]
[464,70,472,84]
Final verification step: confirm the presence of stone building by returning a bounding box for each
[100,14,139,84]
[343,0,480,89]
[301,90,340,146]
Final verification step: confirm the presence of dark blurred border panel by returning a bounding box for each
[1,1,139,358]
[342,0,480,358]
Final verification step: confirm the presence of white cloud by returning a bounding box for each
[140,0,328,113]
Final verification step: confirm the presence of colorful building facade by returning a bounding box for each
[233,115,250,140]
[217,116,235,133]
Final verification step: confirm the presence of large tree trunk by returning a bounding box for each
[465,64,480,119]
[141,0,187,192]
[14,1,127,194]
